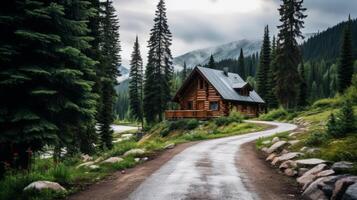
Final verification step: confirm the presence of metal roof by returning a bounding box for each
[197,66,265,104]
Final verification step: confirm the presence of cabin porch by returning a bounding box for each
[165,110,223,120]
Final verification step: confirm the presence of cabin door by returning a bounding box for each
[196,101,205,110]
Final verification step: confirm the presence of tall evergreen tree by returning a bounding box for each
[238,48,245,79]
[97,0,121,149]
[182,62,188,81]
[275,0,307,108]
[256,26,271,101]
[144,0,173,123]
[129,36,143,125]
[208,54,216,69]
[297,61,308,107]
[267,36,279,108]
[337,15,354,93]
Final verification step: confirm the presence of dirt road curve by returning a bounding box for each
[128,121,297,200]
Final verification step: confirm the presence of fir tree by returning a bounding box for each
[337,15,354,93]
[256,26,271,101]
[144,0,173,123]
[98,0,121,149]
[129,36,143,125]
[208,54,216,69]
[297,61,308,107]
[182,62,188,81]
[238,49,245,79]
[338,100,355,134]
[267,36,279,108]
[275,0,307,108]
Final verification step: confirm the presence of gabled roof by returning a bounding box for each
[174,66,265,104]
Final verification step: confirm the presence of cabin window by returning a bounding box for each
[187,101,193,110]
[209,101,219,111]
[199,79,204,89]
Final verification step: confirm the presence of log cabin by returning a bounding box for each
[165,66,265,120]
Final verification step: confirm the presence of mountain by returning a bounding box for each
[302,18,357,62]
[173,39,262,69]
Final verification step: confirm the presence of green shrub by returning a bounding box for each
[305,131,330,146]
[107,140,138,157]
[49,163,72,185]
[312,98,342,109]
[326,100,355,138]
[168,119,199,131]
[186,119,199,130]
[214,117,233,126]
[160,127,170,137]
[111,157,136,170]
[259,108,288,121]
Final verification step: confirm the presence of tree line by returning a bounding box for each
[0,0,120,173]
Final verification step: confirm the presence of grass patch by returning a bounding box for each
[259,107,288,121]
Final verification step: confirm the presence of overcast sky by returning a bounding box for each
[113,0,356,65]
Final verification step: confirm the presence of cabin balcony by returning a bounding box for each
[165,110,221,120]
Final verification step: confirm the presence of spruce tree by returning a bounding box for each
[129,36,143,125]
[208,54,216,69]
[275,0,307,108]
[182,62,188,81]
[98,0,121,149]
[338,15,354,93]
[297,61,308,107]
[256,26,271,101]
[267,36,279,108]
[238,48,246,79]
[144,0,173,123]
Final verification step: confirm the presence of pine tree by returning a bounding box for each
[182,62,188,81]
[297,61,308,107]
[129,36,143,125]
[98,0,121,149]
[337,15,354,93]
[256,26,271,101]
[144,0,173,123]
[338,100,355,134]
[275,0,307,108]
[238,48,245,79]
[266,36,279,108]
[208,54,216,69]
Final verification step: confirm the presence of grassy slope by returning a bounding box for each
[257,97,357,174]
[0,118,267,200]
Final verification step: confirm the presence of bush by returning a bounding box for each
[305,131,330,146]
[213,111,243,126]
[186,119,199,130]
[228,110,244,122]
[111,157,136,170]
[259,108,288,121]
[312,98,342,109]
[159,127,170,137]
[49,163,72,185]
[326,100,355,138]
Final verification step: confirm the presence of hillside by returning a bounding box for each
[302,18,357,62]
[173,39,262,69]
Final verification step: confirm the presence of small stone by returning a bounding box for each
[94,157,103,163]
[271,157,280,166]
[261,147,269,153]
[300,146,308,152]
[297,164,327,187]
[89,165,100,170]
[279,160,297,170]
[164,143,175,149]
[81,154,93,162]
[306,148,320,154]
[262,140,271,145]
[296,158,326,167]
[134,158,140,162]
[316,170,335,178]
[76,161,95,169]
[272,137,280,143]
[124,149,145,156]
[277,152,303,162]
[281,149,289,154]
[266,153,277,161]
[288,140,300,145]
[24,181,66,192]
[267,141,287,154]
[289,132,300,137]
[142,157,149,161]
[298,168,309,177]
[332,161,354,172]
[121,133,134,138]
[121,170,126,174]
[284,168,298,177]
[102,157,124,164]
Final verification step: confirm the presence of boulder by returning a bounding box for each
[271,157,280,166]
[272,137,280,143]
[296,158,326,167]
[297,164,327,187]
[277,152,303,162]
[332,176,357,200]
[261,147,269,153]
[81,154,93,162]
[124,149,145,156]
[164,143,175,149]
[317,170,335,178]
[279,160,297,170]
[302,176,337,200]
[266,153,277,161]
[284,168,298,177]
[343,183,357,200]
[76,161,95,169]
[298,168,310,177]
[332,161,354,172]
[267,141,287,154]
[288,140,300,145]
[102,157,123,164]
[24,181,66,192]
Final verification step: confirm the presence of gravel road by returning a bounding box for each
[128,121,297,200]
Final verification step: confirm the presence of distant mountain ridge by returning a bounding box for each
[173,39,262,69]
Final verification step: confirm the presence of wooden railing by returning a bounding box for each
[165,110,221,119]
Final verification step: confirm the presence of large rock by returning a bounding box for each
[277,152,303,162]
[279,160,297,170]
[102,157,123,164]
[124,148,145,156]
[76,161,95,169]
[24,181,66,192]
[302,176,336,200]
[332,176,357,200]
[317,170,335,178]
[298,168,309,177]
[296,158,326,167]
[284,168,298,177]
[266,153,277,161]
[343,183,357,200]
[267,141,287,154]
[297,164,327,187]
[332,161,354,172]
